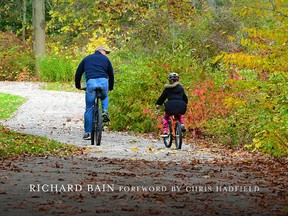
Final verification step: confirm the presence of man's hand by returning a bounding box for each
[156,104,162,109]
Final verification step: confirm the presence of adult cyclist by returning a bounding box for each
[75,46,114,140]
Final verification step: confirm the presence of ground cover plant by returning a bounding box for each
[0,93,85,158]
[0,126,85,158]
[0,92,26,119]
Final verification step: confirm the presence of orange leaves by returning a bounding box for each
[185,81,230,131]
[192,87,207,100]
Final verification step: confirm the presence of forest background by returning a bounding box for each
[0,0,287,157]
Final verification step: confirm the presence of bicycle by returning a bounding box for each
[81,87,103,146]
[162,115,183,150]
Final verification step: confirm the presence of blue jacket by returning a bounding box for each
[75,51,114,90]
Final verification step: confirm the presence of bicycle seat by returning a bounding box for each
[94,88,102,97]
[94,87,102,92]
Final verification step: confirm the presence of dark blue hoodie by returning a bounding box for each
[75,51,114,90]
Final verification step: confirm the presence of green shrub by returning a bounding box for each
[109,50,203,133]
[109,52,160,133]
[204,70,288,157]
[38,53,78,82]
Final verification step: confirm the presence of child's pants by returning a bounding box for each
[163,113,184,131]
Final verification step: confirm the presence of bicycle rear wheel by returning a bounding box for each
[91,102,103,146]
[175,122,182,150]
[95,106,102,146]
[91,107,96,145]
[163,121,173,148]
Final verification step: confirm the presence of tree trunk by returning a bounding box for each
[32,0,46,74]
[22,0,27,42]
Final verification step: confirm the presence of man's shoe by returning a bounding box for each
[102,111,110,122]
[83,133,91,140]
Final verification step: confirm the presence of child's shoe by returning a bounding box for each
[160,129,168,138]
[181,124,186,132]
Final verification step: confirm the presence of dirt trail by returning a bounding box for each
[0,81,287,215]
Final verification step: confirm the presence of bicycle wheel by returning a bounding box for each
[175,121,182,150]
[95,106,102,146]
[91,106,96,145]
[163,121,173,148]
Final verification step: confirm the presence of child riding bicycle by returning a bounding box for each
[156,72,188,137]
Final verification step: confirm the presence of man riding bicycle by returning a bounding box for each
[75,46,114,140]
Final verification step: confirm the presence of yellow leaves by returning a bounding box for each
[228,35,235,42]
[244,144,253,150]
[85,148,93,153]
[86,34,109,54]
[211,54,224,64]
[240,38,250,46]
[131,147,139,151]
[60,26,70,33]
[224,97,247,108]
[239,7,248,17]
[221,51,261,70]
[252,138,263,149]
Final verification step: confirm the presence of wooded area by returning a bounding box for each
[0,0,287,157]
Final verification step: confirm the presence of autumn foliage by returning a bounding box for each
[185,81,230,135]
[0,0,287,156]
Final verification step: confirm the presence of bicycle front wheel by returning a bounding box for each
[175,122,182,150]
[163,121,172,148]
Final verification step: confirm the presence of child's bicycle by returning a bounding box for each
[81,87,103,146]
[162,115,183,150]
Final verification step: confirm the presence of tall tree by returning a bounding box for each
[32,0,46,73]
[22,0,27,42]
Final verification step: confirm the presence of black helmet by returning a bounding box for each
[168,72,179,81]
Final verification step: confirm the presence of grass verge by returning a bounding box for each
[0,91,86,158]
[0,92,27,120]
[41,82,77,92]
[0,125,85,158]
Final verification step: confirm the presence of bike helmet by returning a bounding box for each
[168,72,179,82]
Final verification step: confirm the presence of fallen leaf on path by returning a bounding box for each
[94,151,103,154]
[148,146,154,152]
[0,188,6,194]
